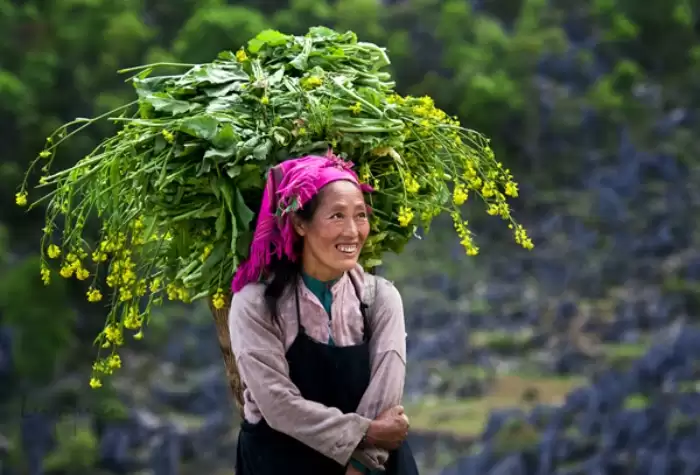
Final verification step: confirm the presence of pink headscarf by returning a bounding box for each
[231,152,373,293]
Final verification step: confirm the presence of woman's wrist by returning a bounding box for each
[364,420,379,447]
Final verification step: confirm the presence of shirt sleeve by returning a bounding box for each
[229,284,372,466]
[351,277,408,470]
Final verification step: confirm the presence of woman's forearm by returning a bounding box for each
[350,350,406,468]
[351,278,408,469]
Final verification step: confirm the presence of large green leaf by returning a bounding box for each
[234,187,256,231]
[248,29,291,53]
[179,115,220,140]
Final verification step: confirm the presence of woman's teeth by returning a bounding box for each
[337,244,357,254]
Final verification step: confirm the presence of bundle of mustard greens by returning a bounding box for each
[19,27,533,393]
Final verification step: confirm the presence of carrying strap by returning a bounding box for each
[362,273,378,320]
[349,272,379,341]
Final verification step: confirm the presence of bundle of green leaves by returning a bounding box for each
[18,26,532,387]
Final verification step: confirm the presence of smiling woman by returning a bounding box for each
[228,154,419,474]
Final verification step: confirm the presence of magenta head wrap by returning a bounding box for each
[231,153,373,293]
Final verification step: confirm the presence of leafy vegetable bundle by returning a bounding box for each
[19,27,532,393]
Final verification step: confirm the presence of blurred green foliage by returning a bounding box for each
[0,255,76,385]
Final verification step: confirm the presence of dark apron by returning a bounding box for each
[236,282,419,475]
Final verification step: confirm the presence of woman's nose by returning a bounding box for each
[342,218,359,237]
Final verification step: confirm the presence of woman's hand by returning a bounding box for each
[365,405,410,450]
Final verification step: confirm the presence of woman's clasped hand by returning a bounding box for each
[366,405,411,450]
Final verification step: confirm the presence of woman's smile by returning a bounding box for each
[336,243,359,255]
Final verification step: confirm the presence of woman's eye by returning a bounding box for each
[331,213,343,219]
[357,212,368,219]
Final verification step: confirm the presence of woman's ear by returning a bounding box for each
[291,215,306,236]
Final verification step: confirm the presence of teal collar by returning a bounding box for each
[301,272,339,294]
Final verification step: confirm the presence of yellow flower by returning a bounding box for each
[212,288,227,309]
[405,174,420,194]
[261,95,270,105]
[161,129,175,143]
[124,306,143,330]
[91,250,107,262]
[87,288,103,302]
[15,192,27,207]
[119,288,133,302]
[40,266,50,285]
[301,76,323,89]
[453,183,468,205]
[514,224,534,250]
[59,265,74,278]
[133,330,143,340]
[349,102,362,115]
[505,181,519,197]
[104,324,124,346]
[235,49,248,62]
[166,283,179,300]
[47,244,61,259]
[136,280,147,297]
[177,287,190,303]
[397,206,414,227]
[150,278,162,293]
[201,244,214,263]
[481,181,496,198]
[107,354,121,370]
[89,377,102,389]
[452,212,479,256]
[76,267,90,280]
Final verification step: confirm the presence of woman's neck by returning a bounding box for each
[301,264,343,283]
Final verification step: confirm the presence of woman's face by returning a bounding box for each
[295,180,370,281]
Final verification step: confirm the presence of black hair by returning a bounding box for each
[263,193,321,324]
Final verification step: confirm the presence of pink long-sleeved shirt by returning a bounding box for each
[228,265,407,469]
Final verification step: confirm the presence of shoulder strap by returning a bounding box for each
[363,273,378,317]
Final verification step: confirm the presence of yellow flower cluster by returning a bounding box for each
[453,183,468,206]
[301,76,323,90]
[161,129,175,144]
[397,206,414,227]
[166,282,190,303]
[212,288,227,310]
[90,352,123,388]
[235,49,248,62]
[15,192,28,207]
[124,306,144,330]
[40,265,50,285]
[201,244,214,263]
[86,288,103,302]
[55,251,90,280]
[382,93,534,254]
[452,212,479,256]
[404,173,420,194]
[512,223,534,250]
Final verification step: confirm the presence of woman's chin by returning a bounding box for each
[330,257,359,274]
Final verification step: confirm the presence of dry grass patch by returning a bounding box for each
[406,374,583,437]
